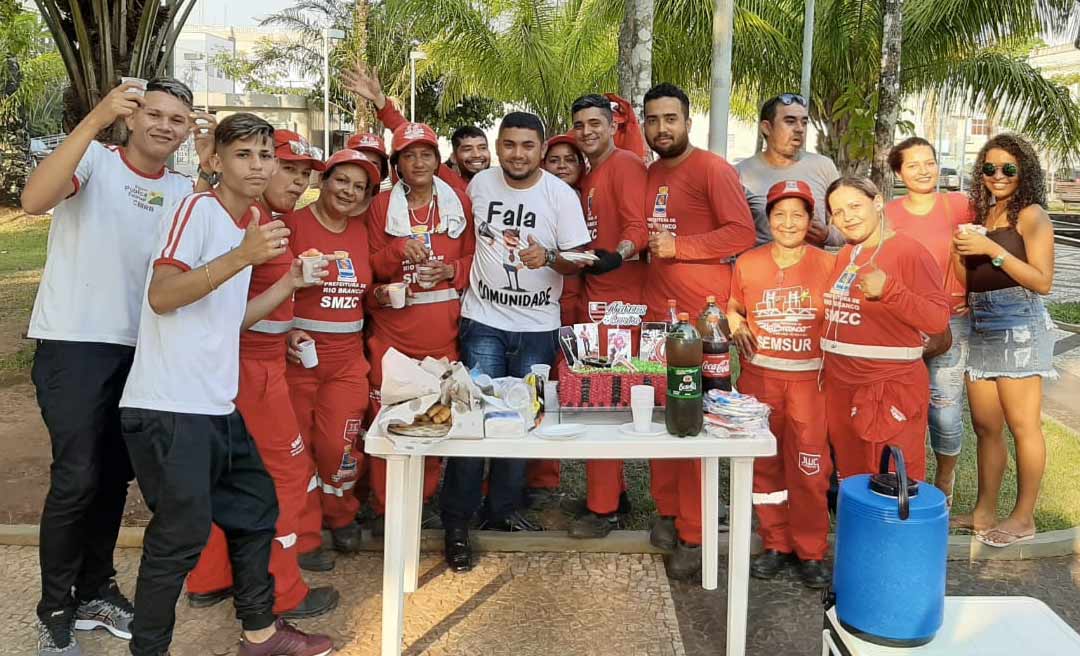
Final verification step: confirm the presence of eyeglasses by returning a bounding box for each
[773,93,807,107]
[982,162,1018,178]
[287,140,324,160]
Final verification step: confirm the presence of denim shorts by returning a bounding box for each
[966,286,1057,380]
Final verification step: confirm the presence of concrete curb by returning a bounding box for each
[2,524,1079,561]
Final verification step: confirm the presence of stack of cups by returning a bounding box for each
[630,385,654,433]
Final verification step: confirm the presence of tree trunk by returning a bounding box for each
[870,0,903,194]
[617,0,655,116]
[353,0,371,131]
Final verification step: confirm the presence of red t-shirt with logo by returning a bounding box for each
[886,192,971,314]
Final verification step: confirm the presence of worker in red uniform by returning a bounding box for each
[185,131,339,616]
[566,94,649,539]
[727,180,835,589]
[641,83,756,581]
[364,122,475,533]
[822,176,950,485]
[284,149,378,561]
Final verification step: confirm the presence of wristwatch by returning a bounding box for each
[544,248,558,267]
[198,168,218,186]
[991,252,1007,268]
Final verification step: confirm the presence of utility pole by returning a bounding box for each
[708,0,735,156]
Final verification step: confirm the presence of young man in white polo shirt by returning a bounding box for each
[119,114,332,656]
[441,112,591,572]
[21,78,199,656]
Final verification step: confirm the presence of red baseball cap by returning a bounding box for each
[391,122,440,155]
[545,132,583,158]
[273,130,325,171]
[322,149,382,188]
[346,132,388,159]
[766,179,815,213]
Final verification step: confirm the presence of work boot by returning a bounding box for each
[281,586,340,620]
[750,550,792,580]
[74,580,134,640]
[649,516,677,551]
[187,587,233,609]
[37,609,81,655]
[237,619,332,656]
[568,512,619,539]
[298,548,336,572]
[331,522,363,553]
[796,559,830,589]
[444,527,472,573]
[561,492,632,518]
[524,487,561,509]
[664,540,703,582]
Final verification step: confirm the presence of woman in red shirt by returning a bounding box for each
[728,180,835,589]
[284,149,380,560]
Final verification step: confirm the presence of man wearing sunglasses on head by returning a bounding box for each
[736,94,844,248]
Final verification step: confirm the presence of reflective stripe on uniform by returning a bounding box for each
[274,532,298,549]
[306,475,319,493]
[752,490,789,505]
[320,479,356,496]
[820,338,922,362]
[248,319,293,334]
[749,354,822,372]
[292,317,364,333]
[406,287,460,306]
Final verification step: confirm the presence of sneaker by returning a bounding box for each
[649,516,677,551]
[38,610,81,655]
[664,540,703,582]
[237,618,333,656]
[478,510,543,532]
[187,587,233,609]
[281,586,340,620]
[568,512,620,539]
[75,581,133,640]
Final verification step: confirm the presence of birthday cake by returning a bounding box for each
[557,358,668,408]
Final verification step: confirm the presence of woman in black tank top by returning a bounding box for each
[950,134,1056,548]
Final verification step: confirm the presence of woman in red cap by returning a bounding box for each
[727,180,835,589]
[284,149,381,564]
[543,133,586,189]
[364,121,475,532]
[347,131,391,203]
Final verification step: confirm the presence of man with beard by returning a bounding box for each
[447,125,492,181]
[642,83,756,582]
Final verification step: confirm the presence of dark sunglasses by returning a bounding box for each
[774,93,808,107]
[982,162,1018,178]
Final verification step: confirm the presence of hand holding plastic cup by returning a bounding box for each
[121,77,148,96]
[387,282,408,309]
[630,385,655,433]
[957,223,987,236]
[300,250,326,284]
[417,261,439,290]
[298,340,318,368]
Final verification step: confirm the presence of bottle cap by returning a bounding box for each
[678,312,690,321]
[668,299,677,307]
[706,295,716,303]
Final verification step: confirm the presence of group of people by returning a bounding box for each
[22,64,1055,656]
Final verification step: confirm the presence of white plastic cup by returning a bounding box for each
[121,77,148,96]
[530,363,551,382]
[417,262,438,290]
[387,282,407,309]
[298,340,318,368]
[300,255,325,284]
[630,385,655,433]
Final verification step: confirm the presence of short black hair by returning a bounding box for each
[451,126,487,150]
[759,94,808,124]
[643,83,690,119]
[499,112,545,141]
[145,77,194,109]
[215,112,275,148]
[571,94,613,122]
[888,137,936,174]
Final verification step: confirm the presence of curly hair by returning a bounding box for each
[969,133,1046,227]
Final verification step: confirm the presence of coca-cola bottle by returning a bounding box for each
[698,295,730,338]
[665,312,703,437]
[702,314,732,392]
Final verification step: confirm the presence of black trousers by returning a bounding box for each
[122,408,278,656]
[32,340,136,620]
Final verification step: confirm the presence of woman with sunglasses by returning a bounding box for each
[951,134,1056,548]
[822,176,950,484]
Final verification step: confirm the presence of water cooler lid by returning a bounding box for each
[870,472,919,498]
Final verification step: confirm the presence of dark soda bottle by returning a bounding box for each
[666,312,703,437]
[702,314,732,392]
[698,295,730,339]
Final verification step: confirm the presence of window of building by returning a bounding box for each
[971,118,992,136]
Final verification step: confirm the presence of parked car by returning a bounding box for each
[939,167,961,190]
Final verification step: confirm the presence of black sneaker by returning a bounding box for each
[187,587,233,609]
[796,559,830,589]
[331,522,363,553]
[568,512,619,539]
[664,540,703,582]
[649,516,677,551]
[74,580,133,640]
[281,586,340,620]
[444,527,473,572]
[478,510,543,532]
[38,609,81,655]
[298,548,336,572]
[750,550,792,580]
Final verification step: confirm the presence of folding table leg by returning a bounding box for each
[381,455,408,656]
[726,456,755,656]
[403,455,424,593]
[701,456,720,590]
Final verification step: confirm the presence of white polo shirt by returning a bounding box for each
[28,141,192,347]
[120,192,254,416]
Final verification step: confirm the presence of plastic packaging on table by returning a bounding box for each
[703,388,771,437]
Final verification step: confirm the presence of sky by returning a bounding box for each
[192,0,299,26]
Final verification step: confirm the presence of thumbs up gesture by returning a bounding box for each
[856,265,887,300]
[238,206,290,266]
[519,234,550,270]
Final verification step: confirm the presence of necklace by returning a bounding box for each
[408,191,436,233]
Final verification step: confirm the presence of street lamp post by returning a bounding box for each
[409,50,428,122]
[323,27,346,156]
[708,0,735,156]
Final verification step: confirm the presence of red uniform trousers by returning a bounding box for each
[583,327,638,514]
[186,357,315,613]
[737,369,831,560]
[824,368,929,483]
[649,460,702,545]
[365,331,445,514]
[288,349,369,546]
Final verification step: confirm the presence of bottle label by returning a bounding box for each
[703,353,731,378]
[667,366,702,399]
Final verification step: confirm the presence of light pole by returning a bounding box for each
[409,50,428,122]
[708,0,735,156]
[800,0,816,101]
[323,27,346,156]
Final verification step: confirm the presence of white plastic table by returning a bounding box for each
[365,408,776,656]
[822,597,1080,655]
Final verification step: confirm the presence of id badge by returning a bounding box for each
[831,264,859,296]
[410,226,433,253]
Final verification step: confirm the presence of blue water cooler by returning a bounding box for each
[831,446,949,647]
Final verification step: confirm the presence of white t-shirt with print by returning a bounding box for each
[28,141,193,347]
[120,192,253,416]
[461,168,591,332]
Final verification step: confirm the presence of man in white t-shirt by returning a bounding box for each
[20,78,203,656]
[444,112,591,572]
[119,114,332,656]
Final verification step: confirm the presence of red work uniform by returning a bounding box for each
[365,186,475,514]
[822,233,950,482]
[644,148,756,545]
[375,100,470,196]
[730,245,835,561]
[186,207,317,613]
[285,206,373,540]
[579,148,650,515]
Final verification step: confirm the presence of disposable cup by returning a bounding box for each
[121,77,148,96]
[417,263,438,290]
[388,282,407,309]
[300,255,325,284]
[630,385,655,433]
[530,364,551,382]
[298,340,318,369]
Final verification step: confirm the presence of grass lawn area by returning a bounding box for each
[1048,301,1080,325]
[0,212,48,372]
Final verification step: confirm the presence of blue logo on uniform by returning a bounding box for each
[338,257,357,282]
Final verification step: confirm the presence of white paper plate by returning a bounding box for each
[535,423,587,440]
[561,252,600,263]
[619,422,668,437]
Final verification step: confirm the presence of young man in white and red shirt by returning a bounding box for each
[185,130,340,617]
[642,83,756,581]
[119,114,333,656]
[21,77,199,655]
[566,94,650,539]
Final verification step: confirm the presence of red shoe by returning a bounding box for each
[237,619,333,656]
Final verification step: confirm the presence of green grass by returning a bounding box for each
[1047,301,1080,325]
[0,214,48,317]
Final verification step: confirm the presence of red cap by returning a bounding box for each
[391,122,439,155]
[322,149,382,187]
[274,130,326,171]
[347,131,388,159]
[766,179,815,213]
[545,132,582,156]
